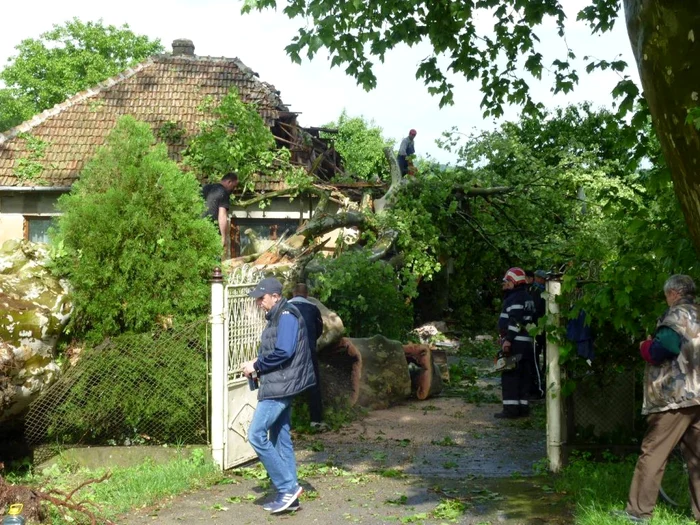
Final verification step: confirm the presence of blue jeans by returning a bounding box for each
[248,396,297,494]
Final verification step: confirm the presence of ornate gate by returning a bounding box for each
[210,266,266,469]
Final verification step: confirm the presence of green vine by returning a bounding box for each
[13,132,50,183]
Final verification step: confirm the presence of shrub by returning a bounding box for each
[312,249,413,341]
[51,115,220,341]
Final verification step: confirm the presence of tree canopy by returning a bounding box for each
[0,18,162,132]
[242,0,700,255]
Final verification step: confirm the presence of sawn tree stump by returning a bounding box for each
[403,344,444,400]
[320,335,411,410]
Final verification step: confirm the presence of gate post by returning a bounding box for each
[546,279,563,472]
[210,267,226,470]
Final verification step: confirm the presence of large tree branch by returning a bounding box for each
[296,210,370,238]
[455,185,514,196]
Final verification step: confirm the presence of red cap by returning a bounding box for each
[409,129,417,136]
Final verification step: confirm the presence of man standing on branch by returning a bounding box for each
[202,172,239,246]
[397,129,416,176]
[495,267,537,419]
[289,283,326,431]
[241,277,316,514]
[616,274,700,524]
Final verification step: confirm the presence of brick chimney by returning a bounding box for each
[172,39,195,56]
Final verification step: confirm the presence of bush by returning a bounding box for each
[51,115,221,341]
[312,249,413,341]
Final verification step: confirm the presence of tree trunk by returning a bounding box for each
[297,210,367,238]
[625,1,700,253]
[320,335,411,410]
[403,344,444,400]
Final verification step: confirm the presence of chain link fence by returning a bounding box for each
[26,318,210,463]
[564,365,639,448]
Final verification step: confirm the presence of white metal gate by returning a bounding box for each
[210,265,267,469]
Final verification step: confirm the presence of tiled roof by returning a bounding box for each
[0,54,291,188]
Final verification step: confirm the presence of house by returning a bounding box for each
[0,39,344,257]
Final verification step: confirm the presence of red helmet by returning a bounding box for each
[503,267,527,285]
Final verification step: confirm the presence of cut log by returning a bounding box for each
[403,344,444,400]
[320,335,411,410]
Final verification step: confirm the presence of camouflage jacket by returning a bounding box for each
[642,301,700,415]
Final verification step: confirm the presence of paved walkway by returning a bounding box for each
[124,393,569,524]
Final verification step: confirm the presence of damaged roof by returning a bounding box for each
[0,49,294,188]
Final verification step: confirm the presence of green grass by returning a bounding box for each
[13,449,223,523]
[555,452,695,525]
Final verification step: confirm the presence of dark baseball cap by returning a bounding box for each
[248,277,283,298]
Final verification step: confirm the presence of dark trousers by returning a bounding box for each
[626,406,700,521]
[397,155,408,176]
[306,351,324,423]
[501,359,532,415]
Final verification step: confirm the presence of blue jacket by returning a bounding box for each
[254,298,316,400]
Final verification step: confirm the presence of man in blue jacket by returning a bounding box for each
[241,277,316,513]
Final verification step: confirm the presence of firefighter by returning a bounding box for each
[495,267,537,419]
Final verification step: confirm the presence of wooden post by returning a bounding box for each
[210,267,226,470]
[546,279,563,473]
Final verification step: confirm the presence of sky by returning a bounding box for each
[0,0,640,163]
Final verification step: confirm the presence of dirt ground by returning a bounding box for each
[123,360,571,525]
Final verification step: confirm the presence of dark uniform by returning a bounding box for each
[497,285,537,418]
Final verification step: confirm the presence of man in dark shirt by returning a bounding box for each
[289,283,326,430]
[202,172,239,245]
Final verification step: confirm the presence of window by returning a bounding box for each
[24,216,56,244]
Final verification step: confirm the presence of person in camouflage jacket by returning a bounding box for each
[621,274,700,523]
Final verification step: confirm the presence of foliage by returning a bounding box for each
[446,358,499,404]
[554,452,691,525]
[12,132,51,183]
[184,90,313,199]
[312,249,414,340]
[0,89,33,132]
[38,453,221,523]
[458,338,499,360]
[242,0,636,117]
[51,115,220,341]
[0,18,162,131]
[554,118,698,376]
[322,110,394,182]
[370,104,639,330]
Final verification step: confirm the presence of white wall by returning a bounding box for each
[0,192,63,245]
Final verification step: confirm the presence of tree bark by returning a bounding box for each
[625,1,700,253]
[296,210,368,238]
[321,335,411,410]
